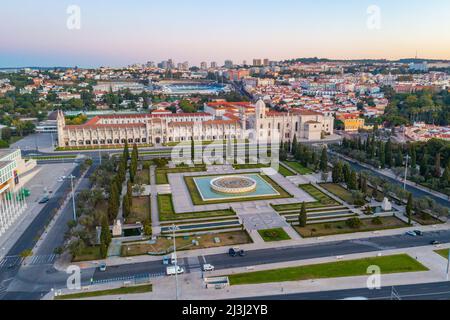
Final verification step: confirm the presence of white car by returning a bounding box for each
[202,264,215,272]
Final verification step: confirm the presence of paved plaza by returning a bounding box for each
[168,166,315,214]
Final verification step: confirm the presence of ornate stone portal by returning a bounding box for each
[210,176,257,195]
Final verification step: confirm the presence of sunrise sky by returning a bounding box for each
[1,0,449,67]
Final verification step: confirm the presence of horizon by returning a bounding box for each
[0,56,449,70]
[1,0,450,67]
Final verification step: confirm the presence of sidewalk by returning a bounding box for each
[65,220,450,270]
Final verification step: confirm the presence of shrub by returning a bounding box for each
[346,217,362,229]
[371,217,383,225]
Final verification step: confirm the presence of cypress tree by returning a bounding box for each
[320,147,328,172]
[434,153,442,178]
[406,193,413,225]
[299,202,307,227]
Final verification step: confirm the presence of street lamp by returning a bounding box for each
[170,224,180,300]
[404,154,409,191]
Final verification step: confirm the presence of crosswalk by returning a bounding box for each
[0,254,57,270]
[92,272,165,285]
[27,254,57,266]
[0,256,24,270]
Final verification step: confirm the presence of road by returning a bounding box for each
[329,150,450,207]
[4,228,449,300]
[88,229,450,283]
[241,281,450,300]
[0,164,97,300]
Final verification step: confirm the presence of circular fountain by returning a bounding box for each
[210,176,257,195]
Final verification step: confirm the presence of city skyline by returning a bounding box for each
[1,0,450,68]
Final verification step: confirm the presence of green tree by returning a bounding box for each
[406,193,413,225]
[332,162,344,183]
[291,135,298,155]
[319,147,328,172]
[299,202,307,227]
[348,171,358,190]
[434,153,442,178]
[1,127,12,142]
[123,194,131,219]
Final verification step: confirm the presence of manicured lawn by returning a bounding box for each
[435,249,450,259]
[299,184,340,206]
[258,228,291,242]
[232,163,294,177]
[278,165,296,177]
[295,216,408,238]
[26,155,78,160]
[228,254,428,285]
[410,212,444,226]
[320,183,354,204]
[126,196,151,224]
[72,246,103,262]
[55,284,152,300]
[283,161,313,175]
[159,208,235,222]
[136,169,150,185]
[155,166,207,185]
[121,231,252,256]
[232,163,270,170]
[157,194,175,215]
[272,201,334,212]
[184,173,292,205]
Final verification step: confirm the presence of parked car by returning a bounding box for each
[229,247,241,257]
[238,249,246,257]
[430,240,442,245]
[99,263,107,272]
[405,231,417,237]
[166,266,184,276]
[202,264,215,272]
[39,196,50,204]
[414,230,424,236]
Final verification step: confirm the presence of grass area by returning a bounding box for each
[232,163,270,170]
[272,201,335,212]
[121,231,252,256]
[232,163,295,177]
[184,173,292,205]
[228,254,428,285]
[125,196,151,224]
[278,165,296,177]
[25,155,78,160]
[299,184,340,206]
[258,228,291,242]
[136,168,150,185]
[9,136,24,144]
[320,183,354,204]
[160,208,235,222]
[157,194,175,215]
[295,216,408,238]
[410,212,444,226]
[435,249,449,259]
[55,284,152,300]
[72,246,103,262]
[283,161,313,175]
[155,165,207,185]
